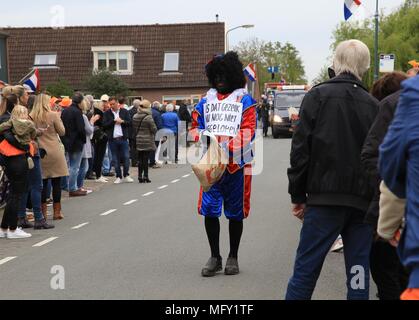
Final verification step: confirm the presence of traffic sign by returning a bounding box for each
[379,54,395,73]
[267,66,280,74]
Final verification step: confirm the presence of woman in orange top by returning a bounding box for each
[0,86,32,239]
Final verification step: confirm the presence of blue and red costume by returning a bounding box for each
[191,92,257,221]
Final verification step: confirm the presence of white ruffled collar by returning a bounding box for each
[205,88,248,102]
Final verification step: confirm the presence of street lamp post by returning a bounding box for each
[225,24,255,52]
[374,0,379,81]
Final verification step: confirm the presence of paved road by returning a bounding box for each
[0,137,373,300]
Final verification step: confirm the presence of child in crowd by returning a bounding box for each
[0,105,37,168]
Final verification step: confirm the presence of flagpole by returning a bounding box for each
[17,68,35,85]
[374,0,379,81]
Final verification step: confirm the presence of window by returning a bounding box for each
[34,53,57,67]
[91,46,135,75]
[164,52,180,72]
[118,52,128,71]
[98,52,107,69]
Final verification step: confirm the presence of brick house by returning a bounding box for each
[0,22,225,104]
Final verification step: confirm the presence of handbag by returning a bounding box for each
[191,130,228,192]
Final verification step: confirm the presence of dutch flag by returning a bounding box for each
[21,69,40,93]
[344,0,362,21]
[244,63,257,82]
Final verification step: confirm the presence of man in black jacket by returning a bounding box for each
[102,97,133,184]
[61,92,87,197]
[286,40,379,300]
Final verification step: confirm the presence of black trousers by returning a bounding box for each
[129,139,138,166]
[42,177,62,203]
[370,239,409,300]
[1,155,28,231]
[138,151,150,179]
[93,137,108,178]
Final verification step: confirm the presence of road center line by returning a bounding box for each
[158,185,168,190]
[71,222,90,230]
[100,209,117,216]
[124,199,138,206]
[143,192,154,197]
[182,174,191,178]
[33,237,59,247]
[0,257,17,266]
[171,179,180,183]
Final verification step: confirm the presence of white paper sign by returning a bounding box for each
[204,101,243,137]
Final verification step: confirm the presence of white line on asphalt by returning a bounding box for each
[158,185,168,190]
[0,257,17,266]
[32,237,59,247]
[124,199,138,206]
[100,209,117,216]
[171,179,180,183]
[71,222,90,230]
[142,192,154,197]
[182,174,191,178]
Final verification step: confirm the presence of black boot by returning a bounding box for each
[34,219,55,230]
[18,217,34,229]
[224,257,240,275]
[144,177,151,183]
[201,257,222,277]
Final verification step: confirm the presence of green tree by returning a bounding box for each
[331,0,419,87]
[83,69,130,98]
[312,65,330,85]
[45,79,74,97]
[234,38,307,92]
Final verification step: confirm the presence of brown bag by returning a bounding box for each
[192,131,228,192]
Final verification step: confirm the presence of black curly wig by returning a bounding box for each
[205,51,247,94]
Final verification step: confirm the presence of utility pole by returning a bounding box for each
[374,0,379,81]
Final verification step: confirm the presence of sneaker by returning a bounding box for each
[201,257,222,277]
[7,228,32,239]
[224,257,240,275]
[123,176,134,183]
[18,217,34,229]
[95,176,108,183]
[0,229,7,238]
[69,190,88,197]
[114,178,122,184]
[144,178,151,183]
[34,219,55,230]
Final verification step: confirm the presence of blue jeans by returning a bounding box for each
[286,206,373,300]
[77,158,89,189]
[102,144,113,175]
[109,139,130,179]
[68,151,83,192]
[19,156,43,221]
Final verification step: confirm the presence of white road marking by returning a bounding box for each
[0,257,17,266]
[171,179,180,183]
[182,174,191,178]
[33,237,59,247]
[100,209,117,216]
[143,192,154,197]
[158,185,168,190]
[124,199,138,206]
[71,222,90,230]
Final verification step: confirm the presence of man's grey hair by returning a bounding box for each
[133,99,141,107]
[333,39,371,80]
[166,104,174,112]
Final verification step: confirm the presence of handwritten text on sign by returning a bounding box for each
[204,102,243,137]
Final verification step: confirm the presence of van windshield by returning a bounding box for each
[275,92,306,109]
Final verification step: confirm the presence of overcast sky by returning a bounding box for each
[1,0,405,82]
